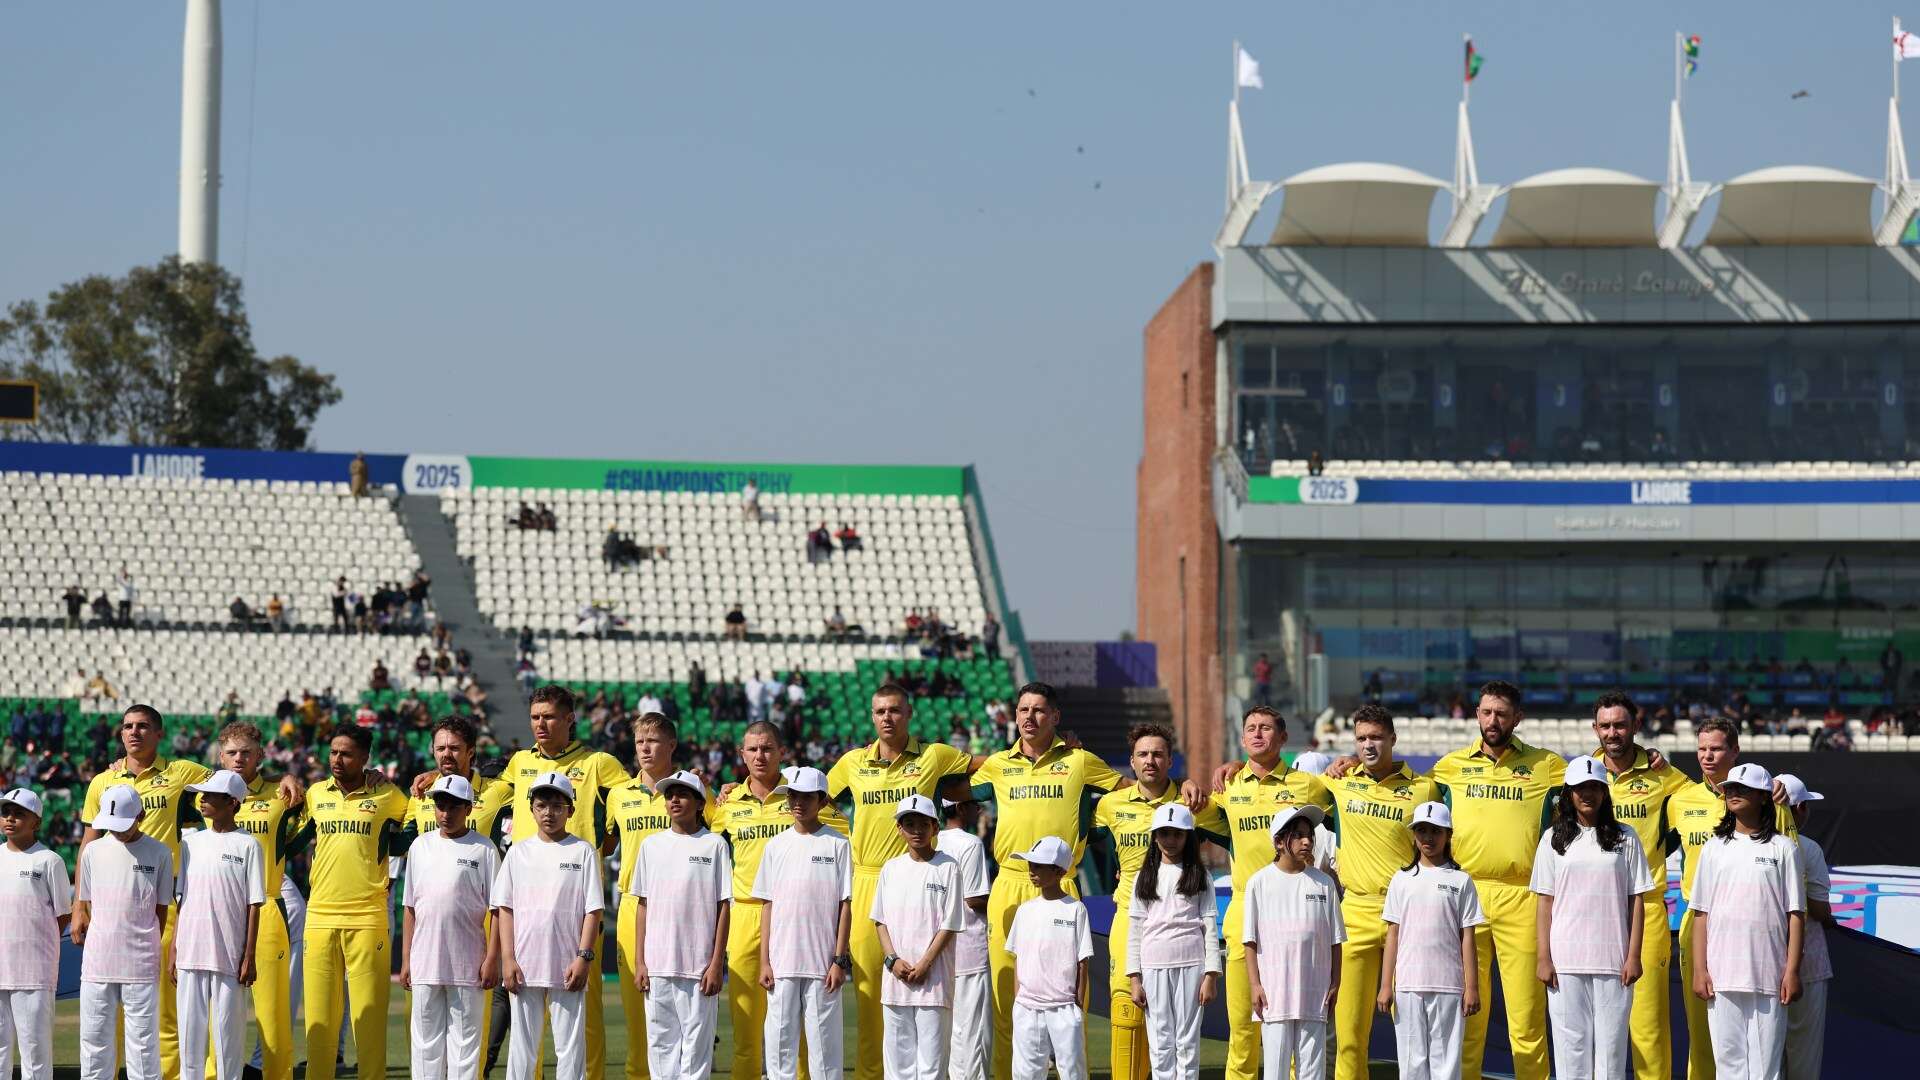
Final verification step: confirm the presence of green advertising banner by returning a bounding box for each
[466,455,964,496]
[1247,475,1303,503]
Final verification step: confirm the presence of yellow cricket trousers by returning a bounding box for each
[1106,890,1146,1080]
[1461,880,1549,1080]
[1222,897,1259,1080]
[1678,907,1714,1080]
[161,908,181,1080]
[617,894,653,1080]
[1630,896,1673,1080]
[851,868,886,1080]
[303,924,391,1080]
[209,902,293,1080]
[1333,893,1387,1080]
[989,873,1081,1080]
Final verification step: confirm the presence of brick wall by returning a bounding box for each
[1135,264,1226,779]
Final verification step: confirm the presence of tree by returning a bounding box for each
[0,257,340,449]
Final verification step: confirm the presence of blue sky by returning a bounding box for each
[1,2,1907,638]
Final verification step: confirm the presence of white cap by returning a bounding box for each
[187,770,249,802]
[1563,755,1609,788]
[1009,835,1072,869]
[894,794,940,821]
[1724,762,1774,793]
[655,770,706,801]
[1776,773,1824,806]
[1410,801,1452,830]
[91,784,143,832]
[1150,803,1195,832]
[528,770,577,802]
[428,774,476,803]
[0,788,43,818]
[1291,751,1333,776]
[1268,804,1325,838]
[774,767,829,796]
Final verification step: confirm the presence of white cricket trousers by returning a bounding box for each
[411,983,486,1080]
[1258,1019,1326,1080]
[766,977,844,1080]
[646,975,718,1080]
[1784,978,1828,1079]
[1546,971,1634,1079]
[508,985,586,1080]
[1391,990,1463,1080]
[0,987,54,1080]
[948,971,990,1080]
[1139,965,1205,1080]
[1011,1002,1085,1080]
[176,968,246,1080]
[883,1003,953,1080]
[79,979,161,1080]
[1710,989,1786,1080]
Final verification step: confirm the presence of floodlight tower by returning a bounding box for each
[179,0,222,265]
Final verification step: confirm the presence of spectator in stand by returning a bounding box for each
[349,587,369,633]
[742,479,761,522]
[275,691,297,729]
[807,522,834,565]
[536,502,556,530]
[230,596,255,627]
[835,522,863,552]
[513,502,536,530]
[61,667,88,699]
[744,672,766,724]
[266,594,287,632]
[433,651,454,684]
[90,591,115,627]
[349,451,369,496]
[217,692,242,725]
[1812,711,1853,752]
[1252,653,1274,707]
[115,566,136,626]
[1882,641,1905,692]
[689,660,708,703]
[298,690,321,730]
[636,689,664,717]
[603,526,622,572]
[904,610,923,639]
[64,584,87,629]
[84,670,116,702]
[330,577,350,631]
[371,659,392,691]
[355,701,379,728]
[725,603,749,641]
[516,655,539,695]
[981,614,1000,659]
[826,607,849,639]
[518,626,535,657]
[407,571,433,627]
[1785,708,1810,736]
[414,650,434,683]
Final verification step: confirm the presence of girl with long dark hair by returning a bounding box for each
[1376,802,1483,1080]
[1124,804,1219,1080]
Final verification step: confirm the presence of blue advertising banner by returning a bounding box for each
[0,441,404,486]
[1268,474,1920,506]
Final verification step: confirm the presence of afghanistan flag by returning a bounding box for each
[1466,38,1484,82]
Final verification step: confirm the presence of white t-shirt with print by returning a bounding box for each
[1127,863,1223,974]
[405,830,500,987]
[1796,835,1832,984]
[936,828,991,976]
[174,829,267,975]
[1381,865,1484,994]
[1529,826,1656,976]
[1689,831,1805,995]
[1005,895,1093,1009]
[77,833,174,984]
[871,851,966,1008]
[631,827,732,980]
[492,833,605,989]
[1242,864,1344,1023]
[0,843,74,990]
[751,826,852,980]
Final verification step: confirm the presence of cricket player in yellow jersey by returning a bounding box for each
[1321,705,1440,1080]
[293,723,409,1080]
[716,721,850,1080]
[1205,706,1333,1080]
[606,712,693,1080]
[971,681,1128,1080]
[499,686,630,1080]
[1091,722,1228,1080]
[80,705,306,1080]
[214,722,308,1080]
[826,685,976,1080]
[1669,717,1795,1080]
[1587,692,1690,1080]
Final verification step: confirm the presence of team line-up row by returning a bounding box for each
[0,681,1831,1080]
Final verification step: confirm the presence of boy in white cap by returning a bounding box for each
[1003,835,1092,1080]
[403,773,502,1080]
[73,783,174,1080]
[1376,802,1482,1080]
[1243,806,1343,1080]
[937,793,992,1080]
[171,770,267,1080]
[0,788,72,1080]
[633,769,732,1080]
[752,766,853,1080]
[495,771,606,1080]
[1778,773,1832,1080]
[872,794,966,1080]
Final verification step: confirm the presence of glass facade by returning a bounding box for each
[1229,324,1920,471]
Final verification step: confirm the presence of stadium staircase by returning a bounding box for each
[1056,685,1173,765]
[397,494,528,745]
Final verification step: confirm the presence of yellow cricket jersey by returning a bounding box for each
[608,773,720,894]
[1323,763,1441,897]
[403,771,513,848]
[1590,749,1690,868]
[827,738,974,871]
[83,757,215,868]
[296,776,409,929]
[506,741,630,845]
[1092,785,1230,900]
[1430,737,1567,886]
[1206,761,1334,890]
[234,774,308,897]
[715,783,851,902]
[1671,778,1799,900]
[971,738,1124,870]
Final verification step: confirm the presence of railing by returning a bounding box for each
[1217,447,1251,503]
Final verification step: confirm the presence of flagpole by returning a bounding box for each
[1674,31,1682,108]
[1897,17,1903,104]
[1233,39,1241,109]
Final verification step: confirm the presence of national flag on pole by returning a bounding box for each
[1236,47,1263,90]
[1465,38,1484,82]
[1899,30,1920,59]
[1684,34,1701,58]
[1685,58,1699,79]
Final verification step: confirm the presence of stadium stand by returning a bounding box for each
[1270,458,1920,480]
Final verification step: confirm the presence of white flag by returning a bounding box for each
[1237,47,1264,89]
[1899,30,1920,59]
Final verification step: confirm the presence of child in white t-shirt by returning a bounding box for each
[937,796,992,1080]
[1689,763,1805,1080]
[1003,835,1093,1080]
[74,784,175,1080]
[1776,774,1832,1080]
[0,788,73,1080]
[1529,757,1656,1080]
[171,771,267,1080]
[402,774,501,1080]
[495,771,606,1080]
[1377,802,1483,1080]
[633,770,732,1080]
[1125,803,1221,1080]
[752,767,853,1080]
[1243,806,1343,1080]
[871,794,965,1080]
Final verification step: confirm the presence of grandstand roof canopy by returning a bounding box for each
[1488,167,1660,248]
[1267,162,1446,247]
[1702,166,1878,246]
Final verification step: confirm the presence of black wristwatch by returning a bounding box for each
[882,953,899,971]
[833,954,854,973]
[576,949,595,962]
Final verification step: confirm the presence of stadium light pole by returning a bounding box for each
[179,0,222,266]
